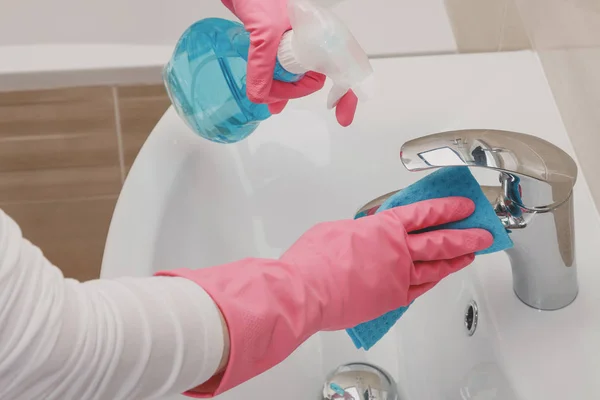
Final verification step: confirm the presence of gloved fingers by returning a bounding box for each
[264,72,327,102]
[407,228,493,261]
[410,253,475,285]
[268,100,288,114]
[246,30,282,103]
[383,197,476,232]
[243,17,291,103]
[334,90,358,127]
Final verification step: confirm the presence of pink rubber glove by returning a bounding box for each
[221,0,359,126]
[157,197,493,397]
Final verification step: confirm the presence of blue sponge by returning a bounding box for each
[346,166,513,350]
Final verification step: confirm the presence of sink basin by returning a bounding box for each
[101,51,600,399]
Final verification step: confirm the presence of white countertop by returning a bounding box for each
[0,44,173,92]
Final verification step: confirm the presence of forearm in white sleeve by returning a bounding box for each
[0,209,225,400]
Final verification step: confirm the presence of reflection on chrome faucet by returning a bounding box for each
[360,129,578,311]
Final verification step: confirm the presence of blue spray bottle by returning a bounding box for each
[163,0,374,144]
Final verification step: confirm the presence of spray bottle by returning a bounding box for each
[163,0,374,144]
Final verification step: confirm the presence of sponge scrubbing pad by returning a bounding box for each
[346,166,513,350]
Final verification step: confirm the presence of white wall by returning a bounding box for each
[0,0,457,56]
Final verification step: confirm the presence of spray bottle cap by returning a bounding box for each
[277,0,374,109]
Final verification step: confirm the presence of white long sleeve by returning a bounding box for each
[0,209,225,400]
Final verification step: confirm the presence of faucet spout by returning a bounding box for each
[399,129,578,310]
[357,129,579,310]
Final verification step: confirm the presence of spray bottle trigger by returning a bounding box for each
[327,84,350,109]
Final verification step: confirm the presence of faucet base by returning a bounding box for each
[513,286,578,311]
[506,194,578,311]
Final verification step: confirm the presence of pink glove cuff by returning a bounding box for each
[156,259,320,397]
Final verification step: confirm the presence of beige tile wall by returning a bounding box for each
[515,0,600,206]
[516,0,600,49]
[445,0,531,52]
[0,84,170,281]
[447,0,600,208]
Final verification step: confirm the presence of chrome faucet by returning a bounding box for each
[359,129,579,311]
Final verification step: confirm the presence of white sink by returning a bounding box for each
[101,51,600,399]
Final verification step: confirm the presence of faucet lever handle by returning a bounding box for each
[400,129,578,209]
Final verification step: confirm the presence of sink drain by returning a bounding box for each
[465,300,478,336]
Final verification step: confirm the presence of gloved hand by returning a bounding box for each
[157,196,493,397]
[221,0,359,126]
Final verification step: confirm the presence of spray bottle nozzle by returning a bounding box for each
[277,0,374,108]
